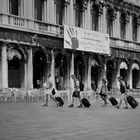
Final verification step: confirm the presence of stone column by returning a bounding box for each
[126,14,130,40]
[70,0,74,25]
[87,56,92,89]
[128,64,132,89]
[116,10,120,38]
[98,15,102,32]
[82,9,85,28]
[50,50,55,89]
[70,52,74,90]
[87,0,91,30]
[24,62,27,88]
[113,11,117,37]
[64,3,68,24]
[116,61,120,89]
[129,14,132,41]
[102,6,107,33]
[1,43,8,88]
[27,47,33,89]
[68,52,74,102]
[44,0,47,22]
[49,0,55,23]
[47,0,50,22]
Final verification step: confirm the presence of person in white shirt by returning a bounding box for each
[42,74,53,107]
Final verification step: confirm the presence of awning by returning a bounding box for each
[120,62,128,70]
[132,63,140,70]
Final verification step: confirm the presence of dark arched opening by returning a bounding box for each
[33,50,46,88]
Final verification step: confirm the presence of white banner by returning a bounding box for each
[64,25,110,55]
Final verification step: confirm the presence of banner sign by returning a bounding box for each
[64,25,110,55]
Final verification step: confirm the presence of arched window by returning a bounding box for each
[34,0,44,21]
[75,0,83,27]
[107,8,113,36]
[56,0,63,25]
[132,15,138,41]
[91,5,99,31]
[120,13,126,39]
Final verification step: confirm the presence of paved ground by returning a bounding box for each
[0,98,140,140]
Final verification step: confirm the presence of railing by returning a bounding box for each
[0,13,63,37]
[0,13,140,50]
[0,88,139,103]
[110,37,140,52]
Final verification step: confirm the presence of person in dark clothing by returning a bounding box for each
[115,77,128,109]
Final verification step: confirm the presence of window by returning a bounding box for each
[132,16,138,41]
[120,13,126,39]
[56,0,63,25]
[34,0,44,21]
[75,0,83,27]
[107,9,113,36]
[9,0,19,15]
[91,5,99,31]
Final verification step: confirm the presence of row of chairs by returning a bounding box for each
[2,88,135,104]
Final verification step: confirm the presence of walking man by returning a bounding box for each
[115,77,128,109]
[68,74,83,108]
[99,78,108,106]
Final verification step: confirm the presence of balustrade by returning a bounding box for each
[0,13,63,37]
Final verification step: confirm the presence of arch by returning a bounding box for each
[33,50,48,88]
[106,59,116,90]
[132,62,140,89]
[54,52,68,90]
[132,63,139,70]
[90,59,99,67]
[7,45,26,61]
[91,59,99,89]
[120,61,128,82]
[7,47,25,88]
[120,61,128,70]
[74,55,85,83]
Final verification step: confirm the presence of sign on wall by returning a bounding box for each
[64,25,110,55]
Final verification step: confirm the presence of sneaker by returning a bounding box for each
[42,104,48,107]
[115,106,119,109]
[124,106,128,109]
[77,104,83,108]
[68,104,74,107]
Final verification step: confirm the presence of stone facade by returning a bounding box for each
[0,0,140,95]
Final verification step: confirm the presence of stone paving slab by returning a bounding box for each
[0,98,140,140]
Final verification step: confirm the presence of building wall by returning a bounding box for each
[0,0,140,93]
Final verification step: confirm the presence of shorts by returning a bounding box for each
[120,93,127,100]
[72,90,80,98]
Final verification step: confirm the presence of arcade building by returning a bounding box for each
[0,0,140,94]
